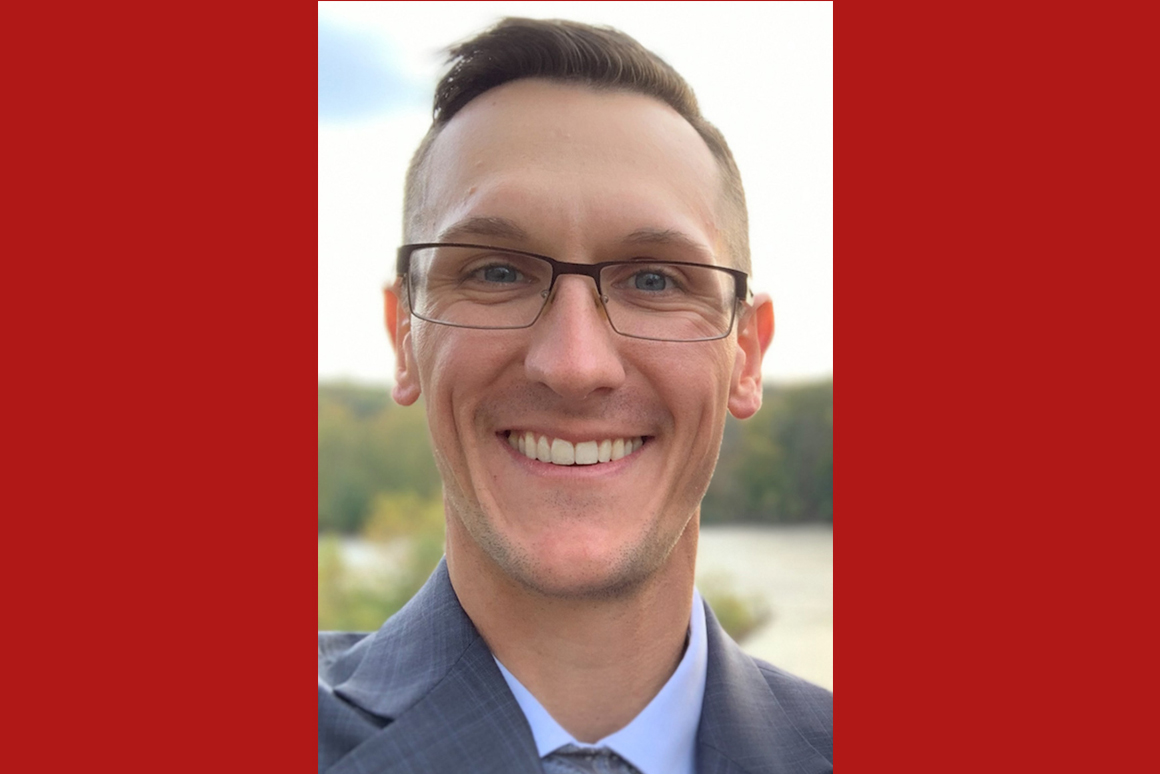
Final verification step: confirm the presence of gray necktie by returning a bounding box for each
[542,744,643,774]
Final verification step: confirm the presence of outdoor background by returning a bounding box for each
[318,2,833,690]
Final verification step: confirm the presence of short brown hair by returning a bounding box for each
[402,17,751,273]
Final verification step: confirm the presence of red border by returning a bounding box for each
[7,4,323,769]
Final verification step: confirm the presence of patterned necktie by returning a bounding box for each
[542,744,643,774]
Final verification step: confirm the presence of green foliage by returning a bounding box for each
[702,380,833,524]
[318,534,399,632]
[699,574,773,643]
[318,490,447,631]
[317,385,449,629]
[318,383,442,533]
[364,491,445,543]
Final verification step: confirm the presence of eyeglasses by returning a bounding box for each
[396,243,750,342]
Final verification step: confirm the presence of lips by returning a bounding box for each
[505,431,645,466]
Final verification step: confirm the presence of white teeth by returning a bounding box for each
[509,432,644,466]
[550,438,575,465]
[575,441,599,465]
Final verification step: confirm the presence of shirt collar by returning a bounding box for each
[494,589,709,774]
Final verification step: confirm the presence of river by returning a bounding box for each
[696,524,832,690]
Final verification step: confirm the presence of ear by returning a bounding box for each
[384,283,422,406]
[728,292,774,419]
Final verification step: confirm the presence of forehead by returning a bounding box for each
[419,80,726,260]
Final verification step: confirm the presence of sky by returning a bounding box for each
[318,1,832,385]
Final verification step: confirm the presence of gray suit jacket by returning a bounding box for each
[319,559,833,773]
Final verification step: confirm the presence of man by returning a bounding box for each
[319,17,833,774]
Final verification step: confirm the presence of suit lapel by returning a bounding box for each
[696,603,833,774]
[326,560,542,773]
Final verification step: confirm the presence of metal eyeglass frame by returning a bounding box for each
[395,242,752,342]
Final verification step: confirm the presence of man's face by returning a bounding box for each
[388,80,769,598]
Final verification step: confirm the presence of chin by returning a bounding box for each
[508,530,679,600]
[448,488,694,600]
[515,560,652,600]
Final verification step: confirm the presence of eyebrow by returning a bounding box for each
[436,217,530,244]
[620,227,714,261]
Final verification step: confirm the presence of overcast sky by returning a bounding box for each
[319,1,832,385]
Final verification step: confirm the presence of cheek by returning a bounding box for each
[653,345,736,464]
[411,329,462,456]
[413,325,476,406]
[412,326,517,435]
[638,342,736,405]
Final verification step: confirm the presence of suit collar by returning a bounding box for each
[328,559,543,773]
[696,602,833,774]
[331,558,478,719]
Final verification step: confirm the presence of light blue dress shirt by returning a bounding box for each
[495,589,709,774]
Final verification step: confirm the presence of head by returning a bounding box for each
[386,18,774,600]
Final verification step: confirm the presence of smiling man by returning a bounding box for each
[318,18,833,774]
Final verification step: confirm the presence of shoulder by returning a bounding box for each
[319,630,372,686]
[318,561,491,771]
[700,600,833,768]
[318,631,388,773]
[751,655,833,745]
[320,630,370,656]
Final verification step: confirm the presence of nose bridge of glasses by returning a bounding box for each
[534,261,615,336]
[547,259,606,298]
[542,270,610,322]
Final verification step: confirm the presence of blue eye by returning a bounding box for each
[480,265,520,283]
[634,271,670,291]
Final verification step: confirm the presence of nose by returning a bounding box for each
[524,275,627,401]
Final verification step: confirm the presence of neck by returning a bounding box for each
[446,517,698,743]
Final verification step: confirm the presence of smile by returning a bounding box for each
[505,431,645,466]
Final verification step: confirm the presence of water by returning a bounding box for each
[696,524,833,691]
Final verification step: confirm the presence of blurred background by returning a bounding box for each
[318,2,833,690]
